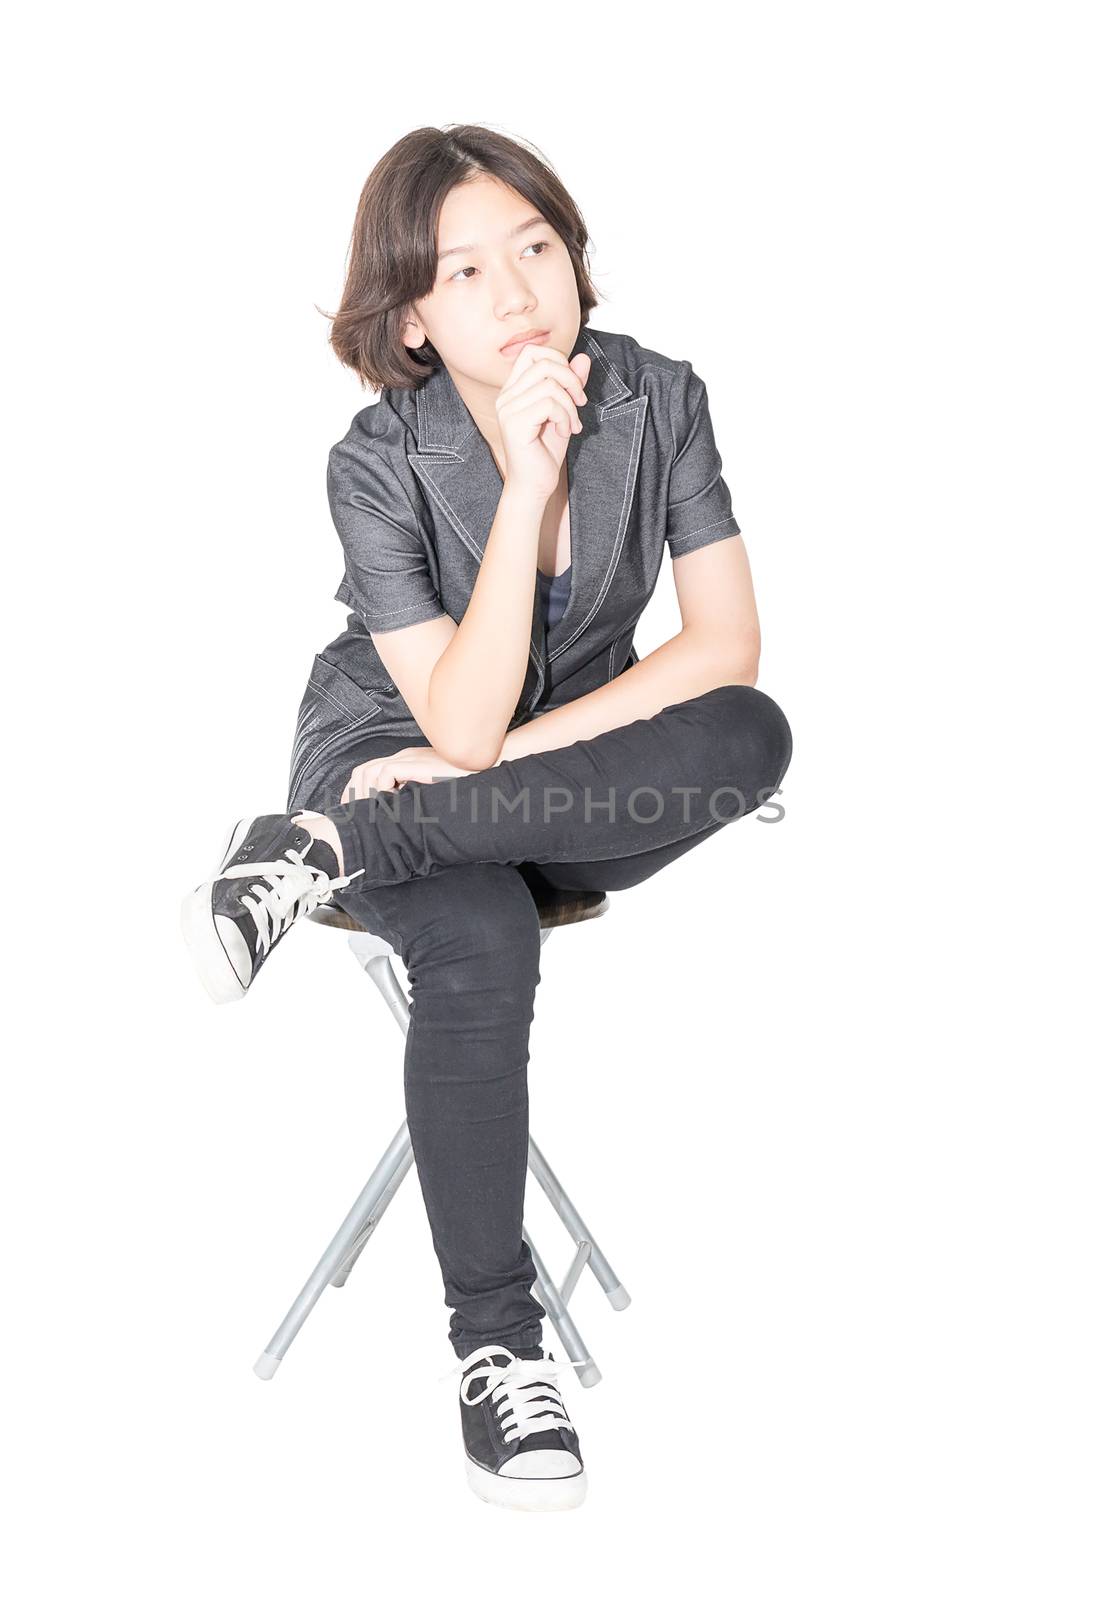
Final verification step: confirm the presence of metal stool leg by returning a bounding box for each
[526,1135,632,1311]
[255,919,628,1384]
[348,936,413,1032]
[330,936,413,1292]
[328,1134,414,1287]
[253,1123,414,1379]
[523,1228,602,1388]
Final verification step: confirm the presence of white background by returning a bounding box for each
[5,2,1098,1593]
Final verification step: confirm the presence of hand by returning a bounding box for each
[340,746,478,804]
[496,342,592,503]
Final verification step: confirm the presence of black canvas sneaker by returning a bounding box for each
[446,1344,588,1511]
[180,814,364,1003]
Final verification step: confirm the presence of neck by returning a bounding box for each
[447,367,506,468]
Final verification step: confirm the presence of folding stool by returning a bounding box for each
[253,871,632,1389]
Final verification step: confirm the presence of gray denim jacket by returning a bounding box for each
[286,325,741,812]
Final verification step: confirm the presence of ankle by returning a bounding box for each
[293,811,345,878]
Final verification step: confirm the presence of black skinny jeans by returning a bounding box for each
[319,684,793,1359]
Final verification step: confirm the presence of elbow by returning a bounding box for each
[450,741,503,772]
[431,722,506,773]
[424,687,506,771]
[433,737,489,771]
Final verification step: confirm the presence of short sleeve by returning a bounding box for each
[665,368,742,558]
[327,438,448,633]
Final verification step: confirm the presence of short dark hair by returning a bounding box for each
[321,124,603,392]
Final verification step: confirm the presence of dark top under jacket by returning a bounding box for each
[537,563,572,629]
[286,324,742,813]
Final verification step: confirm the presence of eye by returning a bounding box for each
[447,240,552,283]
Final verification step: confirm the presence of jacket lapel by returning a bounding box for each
[409,326,649,710]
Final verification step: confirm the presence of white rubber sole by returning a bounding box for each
[463,1454,587,1512]
[179,818,255,1004]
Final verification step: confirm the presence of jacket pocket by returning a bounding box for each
[287,653,383,809]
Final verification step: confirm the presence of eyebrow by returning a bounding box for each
[437,214,548,263]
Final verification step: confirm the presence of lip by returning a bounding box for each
[500,329,551,354]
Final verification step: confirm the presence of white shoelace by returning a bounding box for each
[221,850,365,956]
[440,1345,585,1445]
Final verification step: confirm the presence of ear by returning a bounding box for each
[401,315,428,353]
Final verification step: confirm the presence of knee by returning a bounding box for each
[405,865,543,994]
[702,684,794,810]
[401,869,542,1088]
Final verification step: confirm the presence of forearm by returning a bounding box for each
[491,627,759,764]
[426,483,546,767]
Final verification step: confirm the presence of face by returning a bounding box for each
[402,174,581,414]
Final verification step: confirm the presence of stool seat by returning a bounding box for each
[310,866,608,933]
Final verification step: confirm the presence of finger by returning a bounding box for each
[345,764,382,803]
[522,349,588,405]
[502,340,568,376]
[497,346,566,410]
[503,379,582,437]
[502,340,590,393]
[499,346,587,409]
[531,389,582,440]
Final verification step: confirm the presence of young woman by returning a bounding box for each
[181,125,793,1512]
